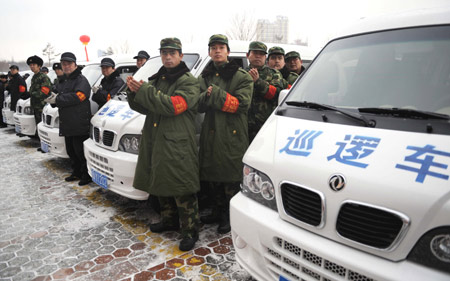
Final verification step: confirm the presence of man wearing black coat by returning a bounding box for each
[92,58,125,108]
[50,52,92,186]
[7,65,27,112]
[0,73,8,127]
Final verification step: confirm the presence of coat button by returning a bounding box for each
[215,73,219,77]
[233,130,237,134]
[157,90,161,94]
[153,123,157,127]
[162,76,166,80]
[209,129,214,135]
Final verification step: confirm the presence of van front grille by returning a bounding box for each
[336,202,406,249]
[280,183,323,227]
[267,237,375,281]
[102,130,115,146]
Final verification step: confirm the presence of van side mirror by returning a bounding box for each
[278,89,289,105]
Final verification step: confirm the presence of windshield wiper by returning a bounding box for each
[285,101,374,127]
[358,107,450,120]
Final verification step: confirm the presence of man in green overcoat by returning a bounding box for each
[127,38,200,251]
[198,34,253,234]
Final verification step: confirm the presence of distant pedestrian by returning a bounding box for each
[6,65,27,112]
[0,73,8,127]
[285,51,305,76]
[92,58,125,108]
[40,66,49,75]
[134,50,150,69]
[127,38,200,251]
[51,63,65,92]
[268,47,298,86]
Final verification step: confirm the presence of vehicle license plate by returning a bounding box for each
[15,125,21,133]
[91,169,108,189]
[41,142,49,153]
[279,276,290,281]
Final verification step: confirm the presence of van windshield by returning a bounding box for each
[81,64,102,87]
[287,25,450,116]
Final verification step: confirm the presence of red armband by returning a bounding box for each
[221,93,239,113]
[107,93,111,101]
[171,96,188,115]
[41,86,50,95]
[287,84,292,89]
[19,85,26,93]
[76,91,86,102]
[264,85,277,100]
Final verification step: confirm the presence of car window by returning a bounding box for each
[287,25,450,114]
[81,64,102,86]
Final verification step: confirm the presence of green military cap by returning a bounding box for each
[248,41,267,54]
[285,51,301,60]
[160,37,182,50]
[209,34,228,46]
[268,46,285,56]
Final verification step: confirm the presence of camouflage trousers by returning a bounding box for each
[158,194,199,238]
[206,181,240,218]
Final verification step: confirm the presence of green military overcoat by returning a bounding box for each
[30,72,52,114]
[128,62,200,197]
[198,61,254,182]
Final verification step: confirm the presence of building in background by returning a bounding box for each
[256,16,289,44]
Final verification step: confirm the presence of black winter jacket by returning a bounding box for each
[7,73,27,111]
[92,70,124,108]
[55,67,91,136]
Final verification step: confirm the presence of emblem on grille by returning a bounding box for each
[329,174,346,191]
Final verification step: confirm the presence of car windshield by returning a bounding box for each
[133,54,200,82]
[286,25,450,116]
[81,64,102,86]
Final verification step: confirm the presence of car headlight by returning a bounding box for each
[241,164,277,210]
[24,106,34,115]
[118,134,141,155]
[408,226,450,273]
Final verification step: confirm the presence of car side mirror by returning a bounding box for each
[278,89,289,106]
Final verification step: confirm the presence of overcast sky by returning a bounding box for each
[1,0,449,62]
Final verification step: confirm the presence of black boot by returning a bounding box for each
[200,210,220,224]
[149,222,179,233]
[78,174,92,186]
[217,210,230,234]
[179,232,199,251]
[65,174,79,181]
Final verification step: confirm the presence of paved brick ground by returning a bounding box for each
[0,127,254,281]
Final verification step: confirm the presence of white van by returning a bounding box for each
[230,7,450,281]
[83,41,318,201]
[37,55,137,158]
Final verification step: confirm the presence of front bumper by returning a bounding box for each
[14,113,36,136]
[37,122,68,158]
[2,109,14,125]
[230,192,449,281]
[84,139,148,200]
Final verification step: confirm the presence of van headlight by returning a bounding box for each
[118,134,141,155]
[241,164,277,211]
[24,106,34,115]
[408,226,450,273]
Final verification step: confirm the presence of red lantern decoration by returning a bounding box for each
[79,35,90,61]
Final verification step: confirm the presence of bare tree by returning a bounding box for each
[226,12,257,41]
[105,40,132,55]
[42,43,60,66]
